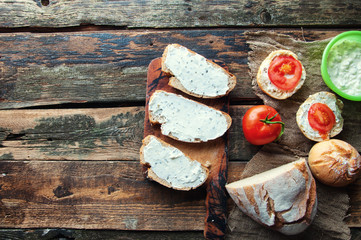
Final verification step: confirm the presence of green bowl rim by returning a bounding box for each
[321,30,361,101]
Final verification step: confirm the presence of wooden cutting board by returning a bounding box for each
[143,57,229,239]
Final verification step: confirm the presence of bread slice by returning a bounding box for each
[161,44,236,98]
[296,91,344,142]
[226,159,317,235]
[148,90,232,143]
[257,50,306,100]
[140,135,209,191]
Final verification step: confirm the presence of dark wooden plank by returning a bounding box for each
[0,29,349,109]
[0,229,205,240]
[0,1,360,28]
[0,160,244,230]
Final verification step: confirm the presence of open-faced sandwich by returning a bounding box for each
[296,91,343,142]
[140,135,209,191]
[257,50,306,99]
[162,44,237,98]
[148,90,232,143]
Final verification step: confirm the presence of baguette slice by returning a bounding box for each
[140,135,209,191]
[257,50,306,100]
[162,44,236,98]
[148,90,232,143]
[226,159,317,235]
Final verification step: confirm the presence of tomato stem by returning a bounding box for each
[260,113,285,142]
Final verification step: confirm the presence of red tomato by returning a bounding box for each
[268,55,302,91]
[308,103,336,140]
[242,105,284,145]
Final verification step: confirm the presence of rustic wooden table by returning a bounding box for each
[0,1,361,239]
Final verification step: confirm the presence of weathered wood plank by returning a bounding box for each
[0,160,207,230]
[0,106,259,161]
[1,104,360,162]
[0,29,348,109]
[0,107,145,161]
[0,160,360,229]
[0,0,360,28]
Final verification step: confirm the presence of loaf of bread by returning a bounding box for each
[226,159,317,235]
[296,91,344,142]
[161,44,236,98]
[308,139,361,187]
[257,50,306,99]
[148,90,232,143]
[140,135,209,190]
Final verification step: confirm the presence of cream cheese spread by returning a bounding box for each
[149,91,229,142]
[327,39,361,96]
[143,136,207,189]
[164,44,230,97]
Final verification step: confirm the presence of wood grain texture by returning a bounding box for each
[0,103,359,162]
[0,106,260,162]
[0,107,145,161]
[0,160,245,230]
[0,0,360,28]
[0,29,348,109]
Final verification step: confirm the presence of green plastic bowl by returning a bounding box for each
[321,31,361,101]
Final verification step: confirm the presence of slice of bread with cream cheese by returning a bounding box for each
[140,135,209,190]
[162,44,236,98]
[148,90,232,143]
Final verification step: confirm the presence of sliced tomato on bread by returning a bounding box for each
[268,55,303,91]
[308,103,336,140]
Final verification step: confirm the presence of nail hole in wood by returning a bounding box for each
[47,138,53,141]
[209,40,214,44]
[41,0,50,6]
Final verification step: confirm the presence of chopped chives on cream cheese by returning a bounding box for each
[164,44,230,97]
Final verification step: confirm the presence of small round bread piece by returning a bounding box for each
[308,139,361,187]
[296,91,343,142]
[257,50,306,100]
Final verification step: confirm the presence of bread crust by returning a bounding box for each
[140,135,209,191]
[257,50,306,100]
[226,159,317,235]
[296,91,344,142]
[162,44,236,98]
[148,90,232,143]
[308,139,361,187]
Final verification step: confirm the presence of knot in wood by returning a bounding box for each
[260,9,272,23]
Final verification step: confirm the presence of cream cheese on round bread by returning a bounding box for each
[296,91,343,141]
